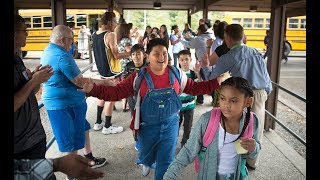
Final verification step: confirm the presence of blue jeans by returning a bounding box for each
[138,69,182,180]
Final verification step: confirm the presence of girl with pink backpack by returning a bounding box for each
[164,77,261,180]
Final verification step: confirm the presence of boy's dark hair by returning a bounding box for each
[178,49,191,58]
[225,24,244,42]
[14,14,25,32]
[146,38,168,54]
[131,44,145,54]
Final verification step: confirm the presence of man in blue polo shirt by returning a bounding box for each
[40,25,107,179]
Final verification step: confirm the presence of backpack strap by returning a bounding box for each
[198,108,221,159]
[194,108,220,173]
[133,67,148,97]
[168,65,187,94]
[243,111,254,139]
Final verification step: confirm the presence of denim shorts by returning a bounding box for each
[47,101,90,152]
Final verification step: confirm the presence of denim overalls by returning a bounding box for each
[137,68,182,180]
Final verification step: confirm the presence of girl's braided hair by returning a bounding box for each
[221,77,254,142]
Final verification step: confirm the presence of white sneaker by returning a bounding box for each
[93,123,103,131]
[102,125,124,135]
[142,165,150,176]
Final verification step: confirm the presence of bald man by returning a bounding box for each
[40,25,107,179]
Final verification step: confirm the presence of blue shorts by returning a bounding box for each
[47,101,90,152]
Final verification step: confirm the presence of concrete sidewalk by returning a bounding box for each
[45,94,305,180]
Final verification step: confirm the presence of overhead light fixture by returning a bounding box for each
[153,1,161,9]
[249,5,257,12]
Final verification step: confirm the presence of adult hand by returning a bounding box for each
[240,138,256,153]
[53,154,104,179]
[32,65,54,84]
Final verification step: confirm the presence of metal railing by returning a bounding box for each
[265,81,306,146]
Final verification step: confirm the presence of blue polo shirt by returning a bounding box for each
[41,42,85,110]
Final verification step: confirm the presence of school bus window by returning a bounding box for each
[288,18,299,29]
[266,18,270,28]
[232,18,241,24]
[66,15,75,23]
[76,14,87,27]
[243,18,252,28]
[24,17,31,28]
[254,18,264,28]
[300,19,306,29]
[43,16,52,28]
[32,16,42,28]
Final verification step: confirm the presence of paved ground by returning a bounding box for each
[44,95,305,180]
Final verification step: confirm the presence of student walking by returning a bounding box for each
[164,77,261,180]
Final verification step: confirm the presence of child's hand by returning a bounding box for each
[240,138,256,153]
[193,60,201,73]
[78,81,94,93]
[200,54,209,68]
[216,72,231,85]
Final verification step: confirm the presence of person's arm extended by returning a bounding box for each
[80,72,136,101]
[71,74,84,87]
[183,78,220,96]
[163,112,211,179]
[14,154,104,179]
[14,66,53,112]
[106,32,131,59]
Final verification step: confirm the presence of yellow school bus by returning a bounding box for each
[19,9,120,57]
[223,12,306,51]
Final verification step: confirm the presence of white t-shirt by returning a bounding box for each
[217,123,239,175]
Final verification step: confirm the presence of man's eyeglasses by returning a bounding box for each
[63,37,74,41]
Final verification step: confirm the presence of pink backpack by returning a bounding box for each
[194,108,254,173]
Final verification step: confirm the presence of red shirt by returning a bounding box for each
[89,66,220,102]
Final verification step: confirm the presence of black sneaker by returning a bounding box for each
[90,157,108,169]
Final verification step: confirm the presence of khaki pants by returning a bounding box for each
[246,89,268,168]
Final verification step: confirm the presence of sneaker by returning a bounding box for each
[102,125,124,135]
[142,165,150,176]
[90,157,108,169]
[93,123,103,131]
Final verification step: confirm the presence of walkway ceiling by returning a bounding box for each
[14,0,305,17]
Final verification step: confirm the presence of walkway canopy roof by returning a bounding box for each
[15,0,305,17]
